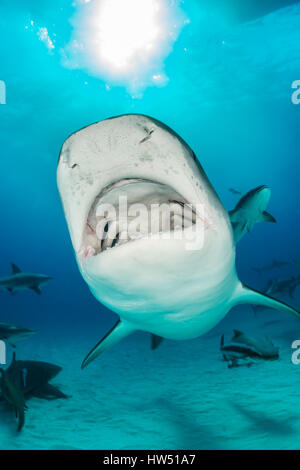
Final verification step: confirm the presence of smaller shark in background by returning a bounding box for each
[220,330,279,368]
[0,322,35,347]
[0,263,53,295]
[0,354,68,431]
[263,276,300,299]
[252,259,291,274]
[229,185,276,243]
[229,188,243,196]
[2,354,69,401]
[251,276,300,315]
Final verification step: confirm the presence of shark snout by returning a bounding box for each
[41,276,54,283]
[20,329,36,338]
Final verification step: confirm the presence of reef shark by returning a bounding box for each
[220,329,279,368]
[252,259,291,274]
[0,353,67,431]
[264,276,300,299]
[57,114,300,369]
[3,354,68,401]
[229,188,243,196]
[0,322,35,347]
[229,185,276,243]
[0,263,53,295]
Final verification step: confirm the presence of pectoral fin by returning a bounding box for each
[228,210,238,223]
[234,283,300,319]
[7,288,16,295]
[30,286,41,295]
[81,319,135,369]
[231,222,245,243]
[261,211,276,223]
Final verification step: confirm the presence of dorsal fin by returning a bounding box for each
[11,263,21,274]
[151,334,164,350]
[233,329,243,338]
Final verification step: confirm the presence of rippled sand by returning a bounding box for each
[1,306,300,450]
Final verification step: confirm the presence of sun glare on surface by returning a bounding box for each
[94,0,162,70]
[63,0,186,91]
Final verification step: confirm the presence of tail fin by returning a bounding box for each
[261,211,276,223]
[233,283,300,319]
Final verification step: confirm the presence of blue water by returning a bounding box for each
[1,0,300,449]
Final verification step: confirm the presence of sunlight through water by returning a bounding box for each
[63,0,186,92]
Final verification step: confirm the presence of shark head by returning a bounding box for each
[245,185,271,210]
[58,115,235,324]
[229,185,276,242]
[13,327,36,341]
[39,275,53,284]
[0,323,36,344]
[57,114,300,368]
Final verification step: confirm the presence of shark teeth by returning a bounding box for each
[80,180,199,259]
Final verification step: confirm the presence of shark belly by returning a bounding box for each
[80,216,237,340]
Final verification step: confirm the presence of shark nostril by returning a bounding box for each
[71,163,78,169]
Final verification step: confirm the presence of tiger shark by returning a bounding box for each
[57,114,300,369]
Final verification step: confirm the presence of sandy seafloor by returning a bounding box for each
[1,302,300,450]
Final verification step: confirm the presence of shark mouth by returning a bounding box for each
[79,178,201,259]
